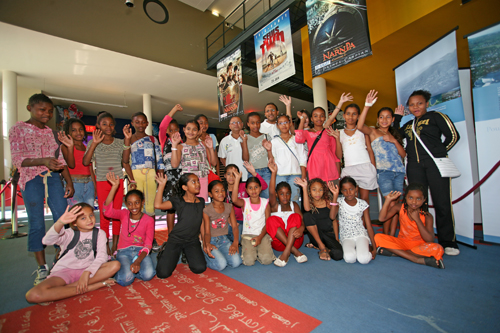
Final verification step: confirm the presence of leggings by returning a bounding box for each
[96,179,124,238]
[156,238,206,279]
[342,236,372,264]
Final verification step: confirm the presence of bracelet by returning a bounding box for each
[365,98,378,107]
[171,148,178,151]
[330,202,338,206]
[123,145,131,150]
[129,180,136,184]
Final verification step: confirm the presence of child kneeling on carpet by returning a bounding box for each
[231,169,274,266]
[103,172,156,286]
[266,160,307,267]
[202,180,242,271]
[375,183,445,269]
[26,204,120,304]
[155,173,207,278]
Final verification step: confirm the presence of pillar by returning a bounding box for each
[143,93,153,135]
[2,70,18,181]
[312,77,328,119]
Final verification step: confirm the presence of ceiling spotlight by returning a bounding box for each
[125,0,134,8]
[143,0,169,24]
[212,10,219,17]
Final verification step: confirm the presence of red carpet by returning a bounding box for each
[0,264,321,332]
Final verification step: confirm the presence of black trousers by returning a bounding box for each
[304,211,343,260]
[156,238,206,279]
[407,158,458,249]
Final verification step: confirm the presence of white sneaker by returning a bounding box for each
[444,247,460,256]
[32,264,49,285]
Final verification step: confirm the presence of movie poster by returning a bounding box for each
[217,47,244,122]
[254,9,296,92]
[394,31,475,245]
[467,22,500,243]
[306,0,372,77]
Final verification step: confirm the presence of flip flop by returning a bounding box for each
[274,257,287,267]
[305,243,317,249]
[319,248,331,261]
[294,254,308,263]
[424,257,445,269]
[377,247,395,257]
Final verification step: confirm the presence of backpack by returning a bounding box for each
[58,228,99,261]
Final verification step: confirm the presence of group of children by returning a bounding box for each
[13,88,459,305]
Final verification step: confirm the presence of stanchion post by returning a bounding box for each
[3,179,27,239]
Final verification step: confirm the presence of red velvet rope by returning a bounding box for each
[429,160,500,208]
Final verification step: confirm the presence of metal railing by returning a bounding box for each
[0,179,27,239]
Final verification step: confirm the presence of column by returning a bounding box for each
[2,70,18,181]
[143,93,153,135]
[312,77,328,118]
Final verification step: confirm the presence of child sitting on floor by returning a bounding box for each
[266,160,307,267]
[202,180,242,271]
[295,177,343,261]
[375,183,445,269]
[231,169,274,266]
[103,172,156,286]
[25,204,120,305]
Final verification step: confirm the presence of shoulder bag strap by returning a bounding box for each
[411,119,435,159]
[307,129,325,159]
[278,136,299,164]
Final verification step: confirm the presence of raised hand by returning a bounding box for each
[338,92,353,105]
[155,173,168,186]
[395,104,405,116]
[365,90,378,106]
[268,159,278,174]
[171,104,183,113]
[58,205,83,225]
[243,161,255,176]
[385,191,401,202]
[327,181,339,196]
[262,139,272,151]
[204,135,214,149]
[58,132,74,148]
[171,132,182,146]
[279,95,291,107]
[92,129,104,144]
[123,124,132,139]
[239,130,247,141]
[294,177,307,189]
[106,172,120,187]
[326,127,340,139]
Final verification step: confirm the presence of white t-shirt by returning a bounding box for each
[340,129,371,167]
[260,120,281,139]
[271,135,307,176]
[219,134,248,181]
[242,197,268,235]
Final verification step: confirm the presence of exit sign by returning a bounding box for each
[85,125,96,132]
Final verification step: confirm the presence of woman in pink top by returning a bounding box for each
[103,172,155,286]
[295,107,341,182]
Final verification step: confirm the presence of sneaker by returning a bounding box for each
[444,247,460,256]
[152,238,160,252]
[32,264,49,285]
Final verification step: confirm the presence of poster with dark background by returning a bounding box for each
[306,0,372,77]
[217,47,244,122]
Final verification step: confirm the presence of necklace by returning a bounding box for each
[128,213,143,237]
[344,128,356,131]
[378,128,388,135]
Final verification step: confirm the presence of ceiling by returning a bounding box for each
[0,21,313,128]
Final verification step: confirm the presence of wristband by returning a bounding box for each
[129,180,136,184]
[330,202,338,206]
[171,148,178,151]
[365,98,378,107]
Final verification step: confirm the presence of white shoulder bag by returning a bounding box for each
[412,119,461,178]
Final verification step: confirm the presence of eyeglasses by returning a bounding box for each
[278,121,289,125]
[230,121,242,125]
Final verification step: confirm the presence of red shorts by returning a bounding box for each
[266,213,304,251]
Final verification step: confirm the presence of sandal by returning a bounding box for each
[424,257,445,269]
[377,247,395,257]
[274,257,288,267]
[305,243,318,250]
[294,254,308,263]
[319,248,331,261]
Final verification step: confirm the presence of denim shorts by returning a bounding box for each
[377,170,405,197]
[66,180,95,207]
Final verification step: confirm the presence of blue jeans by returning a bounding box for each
[21,172,68,252]
[276,174,302,204]
[227,220,243,243]
[204,235,242,271]
[66,181,95,207]
[115,246,155,286]
[255,167,271,199]
[377,170,405,197]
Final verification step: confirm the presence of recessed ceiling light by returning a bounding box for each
[212,10,219,17]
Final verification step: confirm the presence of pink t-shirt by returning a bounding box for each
[9,121,66,190]
[102,202,155,254]
[43,225,108,277]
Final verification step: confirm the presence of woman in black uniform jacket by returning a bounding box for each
[395,90,460,255]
